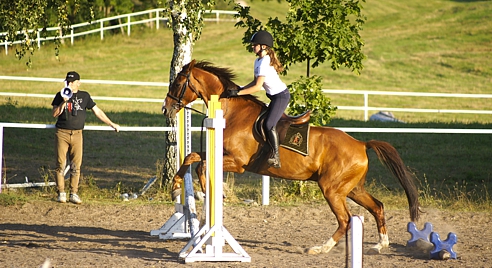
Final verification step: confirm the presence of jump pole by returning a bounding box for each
[349,215,364,268]
[180,95,251,263]
[150,104,199,239]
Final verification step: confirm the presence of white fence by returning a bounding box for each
[2,123,491,195]
[1,76,491,198]
[324,89,492,121]
[1,75,492,120]
[0,8,238,55]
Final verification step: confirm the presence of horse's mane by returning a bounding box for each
[191,60,267,108]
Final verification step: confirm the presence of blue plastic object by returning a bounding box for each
[430,232,458,259]
[407,222,433,247]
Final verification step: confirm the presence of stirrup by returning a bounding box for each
[267,156,281,168]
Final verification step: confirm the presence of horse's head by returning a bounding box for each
[162,60,198,118]
[162,59,238,118]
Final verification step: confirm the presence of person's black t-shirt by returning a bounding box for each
[51,91,96,130]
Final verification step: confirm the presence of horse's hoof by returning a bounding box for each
[306,247,321,255]
[172,188,182,200]
[195,191,205,202]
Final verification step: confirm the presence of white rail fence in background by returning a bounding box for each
[1,75,492,120]
[1,123,491,196]
[324,89,492,121]
[1,76,491,200]
[0,9,238,55]
[0,123,206,193]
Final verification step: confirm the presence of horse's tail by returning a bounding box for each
[366,140,420,222]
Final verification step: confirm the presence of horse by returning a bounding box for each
[162,59,420,254]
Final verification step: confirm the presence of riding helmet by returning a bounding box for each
[250,30,273,48]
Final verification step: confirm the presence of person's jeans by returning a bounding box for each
[55,128,83,194]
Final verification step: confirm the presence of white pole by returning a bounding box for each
[0,126,3,193]
[262,175,269,205]
[127,15,131,36]
[350,216,364,268]
[364,93,369,121]
[37,31,41,48]
[71,28,74,45]
[156,10,160,29]
[100,21,104,40]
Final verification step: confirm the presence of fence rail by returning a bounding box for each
[1,75,492,120]
[323,89,492,121]
[0,9,238,55]
[2,122,490,193]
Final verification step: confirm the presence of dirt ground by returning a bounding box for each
[0,200,490,268]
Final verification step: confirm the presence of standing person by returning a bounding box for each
[229,30,290,168]
[51,71,120,204]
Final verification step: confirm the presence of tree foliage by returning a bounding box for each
[0,0,153,66]
[234,0,366,125]
[288,76,337,125]
[235,0,366,74]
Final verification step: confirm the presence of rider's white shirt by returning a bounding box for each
[254,55,286,95]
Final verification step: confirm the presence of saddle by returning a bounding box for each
[254,110,311,156]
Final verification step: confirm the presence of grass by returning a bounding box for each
[0,0,491,211]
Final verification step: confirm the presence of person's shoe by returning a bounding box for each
[57,192,67,203]
[69,194,82,204]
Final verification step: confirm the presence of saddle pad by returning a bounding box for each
[280,123,309,156]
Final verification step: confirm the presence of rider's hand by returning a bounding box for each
[228,89,239,97]
[227,86,243,97]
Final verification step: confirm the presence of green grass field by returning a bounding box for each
[0,0,491,210]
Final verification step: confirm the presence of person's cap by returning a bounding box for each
[65,71,80,82]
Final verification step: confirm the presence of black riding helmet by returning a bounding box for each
[250,30,273,48]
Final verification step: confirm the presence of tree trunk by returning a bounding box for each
[306,58,310,77]
[162,0,194,187]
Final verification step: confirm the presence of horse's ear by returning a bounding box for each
[188,59,196,71]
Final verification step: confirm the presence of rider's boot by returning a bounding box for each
[266,127,281,168]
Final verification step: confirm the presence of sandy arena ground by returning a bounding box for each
[0,201,490,267]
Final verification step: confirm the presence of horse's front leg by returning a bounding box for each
[171,152,204,199]
[193,154,245,196]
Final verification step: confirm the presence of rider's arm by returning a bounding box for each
[239,76,265,95]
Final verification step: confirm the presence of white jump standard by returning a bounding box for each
[179,95,251,263]
[150,104,199,240]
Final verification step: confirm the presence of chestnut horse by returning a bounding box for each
[162,60,420,254]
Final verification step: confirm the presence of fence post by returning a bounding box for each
[100,21,104,40]
[0,125,3,193]
[156,10,160,30]
[127,15,131,36]
[71,28,74,45]
[364,93,369,121]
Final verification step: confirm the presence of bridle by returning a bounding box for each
[166,70,206,115]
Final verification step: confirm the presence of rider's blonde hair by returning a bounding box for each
[266,47,284,74]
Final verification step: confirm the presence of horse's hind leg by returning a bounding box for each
[347,186,388,254]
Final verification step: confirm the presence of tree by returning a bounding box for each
[162,0,210,187]
[2,0,66,66]
[235,0,366,125]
